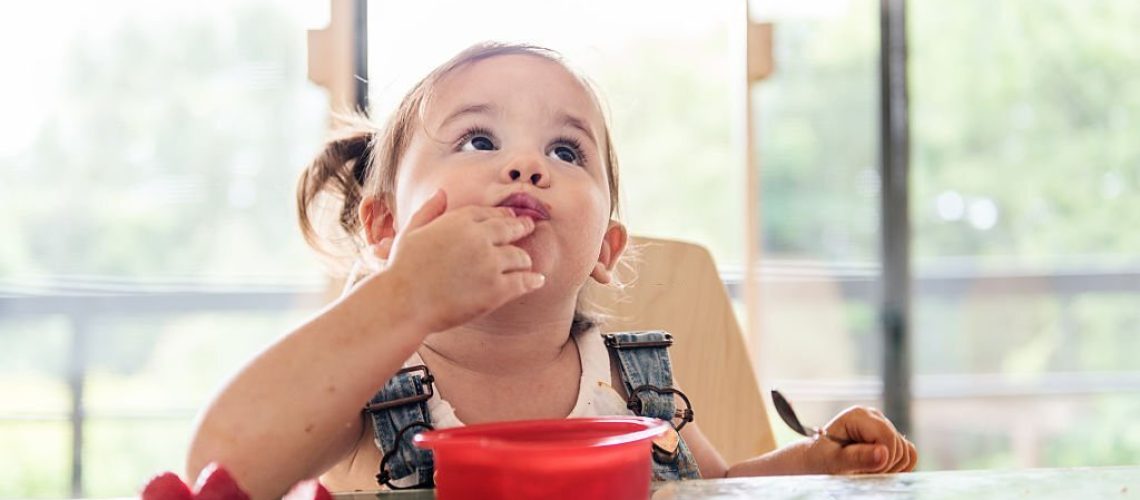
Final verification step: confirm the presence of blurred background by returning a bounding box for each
[1,0,1138,497]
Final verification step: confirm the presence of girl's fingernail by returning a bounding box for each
[874,447,885,463]
[526,273,545,289]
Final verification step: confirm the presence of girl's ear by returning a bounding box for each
[590,220,629,285]
[358,195,397,245]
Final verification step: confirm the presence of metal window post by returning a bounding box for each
[879,0,912,435]
[307,0,369,120]
[352,0,368,114]
[68,313,89,498]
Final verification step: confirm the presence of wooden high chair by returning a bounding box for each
[322,235,775,465]
[583,236,776,465]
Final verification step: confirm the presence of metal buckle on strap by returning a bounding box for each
[363,365,435,413]
[627,384,695,464]
[626,384,695,433]
[376,421,435,490]
[603,333,674,350]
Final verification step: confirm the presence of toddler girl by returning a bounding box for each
[187,42,917,498]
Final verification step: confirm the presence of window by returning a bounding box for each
[755,0,1140,469]
[0,2,328,497]
[367,0,744,266]
[751,0,886,447]
[909,0,1140,469]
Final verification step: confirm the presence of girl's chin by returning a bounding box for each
[512,234,548,259]
[510,233,591,282]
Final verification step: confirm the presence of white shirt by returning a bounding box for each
[404,327,634,429]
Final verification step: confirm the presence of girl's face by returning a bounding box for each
[384,54,623,293]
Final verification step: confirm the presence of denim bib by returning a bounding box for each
[365,330,701,489]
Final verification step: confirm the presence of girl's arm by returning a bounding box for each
[682,405,918,477]
[187,192,542,499]
[729,407,917,476]
[678,421,729,477]
[186,271,426,498]
[681,420,820,478]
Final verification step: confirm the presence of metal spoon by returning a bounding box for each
[771,389,854,446]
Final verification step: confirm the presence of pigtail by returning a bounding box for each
[296,117,379,269]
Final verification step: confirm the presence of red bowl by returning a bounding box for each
[414,416,669,500]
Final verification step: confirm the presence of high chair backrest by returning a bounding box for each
[583,236,776,464]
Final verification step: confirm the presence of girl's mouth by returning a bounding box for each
[507,207,548,221]
[496,192,551,221]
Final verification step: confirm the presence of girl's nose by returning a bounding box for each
[501,155,551,187]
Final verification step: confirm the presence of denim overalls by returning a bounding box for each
[364,330,702,489]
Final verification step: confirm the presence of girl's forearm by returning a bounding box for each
[186,271,425,499]
[726,440,811,477]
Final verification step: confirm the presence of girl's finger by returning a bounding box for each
[865,412,902,468]
[502,271,545,296]
[498,245,533,273]
[883,436,907,473]
[889,437,917,473]
[836,410,895,452]
[465,205,518,222]
[890,440,913,473]
[484,216,535,245]
[904,440,918,472]
[881,433,905,473]
[834,443,888,474]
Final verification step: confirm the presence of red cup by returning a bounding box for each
[414,416,669,500]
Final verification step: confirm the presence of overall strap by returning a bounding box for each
[364,365,436,489]
[603,331,702,480]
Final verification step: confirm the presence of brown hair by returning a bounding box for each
[296,42,623,332]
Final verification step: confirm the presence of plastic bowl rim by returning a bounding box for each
[412,416,671,452]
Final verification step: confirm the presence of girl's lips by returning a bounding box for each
[508,207,548,221]
[496,192,551,220]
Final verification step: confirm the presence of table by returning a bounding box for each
[333,466,1138,499]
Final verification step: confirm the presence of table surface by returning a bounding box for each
[333,465,1138,499]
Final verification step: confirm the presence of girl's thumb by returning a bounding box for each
[405,190,448,231]
[373,237,395,262]
[357,238,393,274]
[837,444,887,474]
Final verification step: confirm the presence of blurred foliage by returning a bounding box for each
[750,0,1140,476]
[759,0,1140,263]
[910,0,1140,262]
[593,34,741,265]
[758,1,881,261]
[0,3,326,280]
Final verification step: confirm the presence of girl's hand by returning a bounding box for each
[367,189,545,334]
[801,406,918,474]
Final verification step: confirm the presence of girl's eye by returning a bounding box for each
[459,132,497,152]
[548,139,586,166]
[550,146,578,163]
